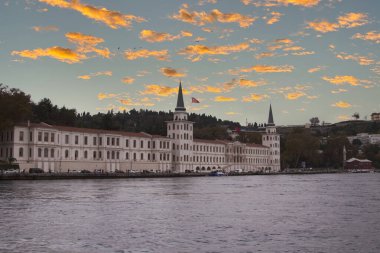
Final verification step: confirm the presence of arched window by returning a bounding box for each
[19,147,23,157]
[44,148,48,158]
[126,152,129,160]
[65,150,69,158]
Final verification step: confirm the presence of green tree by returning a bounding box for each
[0,84,32,130]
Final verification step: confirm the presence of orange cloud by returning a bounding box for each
[352,31,380,44]
[160,67,186,77]
[255,52,276,59]
[141,84,179,97]
[242,93,269,102]
[32,25,59,32]
[139,30,192,43]
[78,71,112,80]
[172,7,256,28]
[308,66,323,73]
[322,75,362,86]
[266,12,282,25]
[332,101,352,108]
[239,65,294,73]
[283,46,304,51]
[308,12,368,33]
[178,42,249,61]
[98,93,119,100]
[239,79,266,87]
[336,53,374,65]
[292,51,315,56]
[65,32,110,58]
[285,91,305,100]
[124,49,169,61]
[242,0,320,7]
[39,0,145,29]
[11,46,86,64]
[214,96,237,102]
[121,77,135,84]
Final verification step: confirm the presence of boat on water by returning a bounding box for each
[209,171,225,176]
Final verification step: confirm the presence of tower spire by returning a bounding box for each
[268,104,275,126]
[175,81,186,112]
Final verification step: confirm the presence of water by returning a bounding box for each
[1,174,380,253]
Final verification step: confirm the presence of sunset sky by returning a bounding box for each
[1,0,379,126]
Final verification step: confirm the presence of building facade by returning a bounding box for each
[0,83,281,173]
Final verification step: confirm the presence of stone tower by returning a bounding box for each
[166,82,194,173]
[262,104,281,172]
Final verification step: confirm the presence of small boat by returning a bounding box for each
[209,171,225,176]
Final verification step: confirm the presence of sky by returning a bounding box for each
[1,0,379,126]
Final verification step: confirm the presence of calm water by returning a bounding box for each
[1,174,380,253]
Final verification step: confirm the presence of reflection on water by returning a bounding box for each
[1,174,380,253]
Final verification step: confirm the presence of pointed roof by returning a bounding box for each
[268,104,275,126]
[175,81,186,112]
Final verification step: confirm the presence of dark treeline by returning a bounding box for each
[0,84,240,140]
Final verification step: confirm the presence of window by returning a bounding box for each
[75,136,79,145]
[75,150,78,160]
[29,132,33,142]
[50,149,54,158]
[65,135,69,144]
[99,137,102,146]
[126,152,129,160]
[148,153,150,160]
[98,151,102,159]
[19,131,24,141]
[51,133,55,142]
[65,150,69,158]
[111,138,115,146]
[29,148,32,158]
[140,153,144,160]
[116,138,120,146]
[140,140,144,148]
[93,136,97,146]
[126,139,129,147]
[111,151,115,159]
[44,148,48,158]
[107,137,110,146]
[19,147,23,157]
[148,141,150,149]
[153,141,156,149]
[107,151,110,159]
[38,148,42,157]
[38,132,42,142]
[133,140,136,148]
[84,150,88,159]
[44,132,49,142]
[93,151,97,159]
[153,153,155,161]
[84,136,88,145]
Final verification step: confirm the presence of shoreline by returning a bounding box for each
[0,170,347,180]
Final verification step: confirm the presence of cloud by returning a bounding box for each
[205,86,223,93]
[308,66,324,73]
[239,79,266,87]
[11,46,86,64]
[121,76,135,84]
[322,75,363,86]
[119,97,155,107]
[336,53,374,65]
[308,12,368,33]
[172,6,256,28]
[285,91,305,100]
[39,0,145,29]
[337,115,351,120]
[331,88,347,94]
[214,96,237,102]
[266,12,282,25]
[98,93,119,100]
[124,49,169,61]
[332,101,352,108]
[352,31,380,44]
[242,93,269,102]
[283,46,304,51]
[139,30,192,43]
[292,51,315,56]
[255,52,276,59]
[226,112,240,115]
[242,0,320,7]
[160,67,186,77]
[78,71,112,80]
[239,65,294,73]
[141,84,179,96]
[178,42,249,61]
[65,32,110,58]
[32,25,59,32]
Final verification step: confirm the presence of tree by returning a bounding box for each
[0,84,33,130]
[309,117,320,126]
[352,112,360,120]
[322,136,356,168]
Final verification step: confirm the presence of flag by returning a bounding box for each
[192,97,200,103]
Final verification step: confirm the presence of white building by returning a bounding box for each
[347,133,380,146]
[0,82,281,173]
